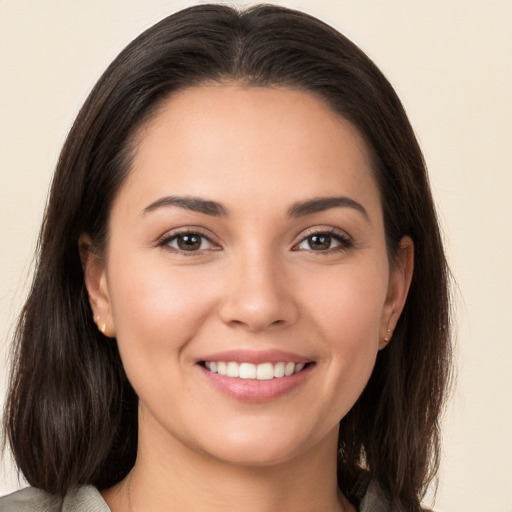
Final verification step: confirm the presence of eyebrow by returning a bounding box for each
[287,196,369,220]
[141,194,369,220]
[142,196,229,216]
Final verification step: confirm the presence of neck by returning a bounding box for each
[102,415,353,512]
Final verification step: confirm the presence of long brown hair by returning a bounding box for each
[4,5,452,510]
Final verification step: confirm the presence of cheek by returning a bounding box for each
[106,257,217,374]
[305,260,388,341]
[300,261,388,392]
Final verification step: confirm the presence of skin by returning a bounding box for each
[82,85,413,512]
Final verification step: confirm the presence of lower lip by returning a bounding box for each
[199,364,313,403]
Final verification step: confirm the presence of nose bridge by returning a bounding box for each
[219,241,298,331]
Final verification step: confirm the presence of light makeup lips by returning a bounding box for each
[197,350,314,402]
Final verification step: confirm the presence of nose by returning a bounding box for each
[218,251,299,332]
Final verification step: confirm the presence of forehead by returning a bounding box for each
[116,85,381,219]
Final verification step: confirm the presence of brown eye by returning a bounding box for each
[295,230,351,253]
[177,234,202,251]
[306,234,332,251]
[165,232,214,252]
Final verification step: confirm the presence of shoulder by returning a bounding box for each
[359,479,392,512]
[0,487,62,512]
[359,480,436,512]
[0,486,110,512]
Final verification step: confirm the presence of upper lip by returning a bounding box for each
[198,349,312,365]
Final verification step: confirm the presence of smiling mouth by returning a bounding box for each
[201,361,310,380]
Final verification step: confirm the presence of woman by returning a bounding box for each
[1,4,451,511]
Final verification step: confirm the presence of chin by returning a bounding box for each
[192,416,335,468]
[204,439,307,468]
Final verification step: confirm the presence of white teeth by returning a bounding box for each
[284,362,295,376]
[273,362,285,378]
[226,361,239,377]
[204,361,307,380]
[256,362,274,380]
[217,362,227,376]
[239,363,256,379]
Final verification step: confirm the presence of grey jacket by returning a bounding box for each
[0,482,393,511]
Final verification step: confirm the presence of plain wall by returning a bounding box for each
[1,1,511,510]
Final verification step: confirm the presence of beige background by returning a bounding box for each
[1,1,511,510]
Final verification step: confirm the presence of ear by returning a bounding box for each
[79,234,116,338]
[379,236,414,349]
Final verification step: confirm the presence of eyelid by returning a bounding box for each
[156,225,353,255]
[157,226,221,254]
[292,226,353,252]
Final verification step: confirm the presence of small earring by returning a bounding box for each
[101,323,106,334]
[384,329,392,342]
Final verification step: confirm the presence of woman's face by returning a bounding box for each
[85,85,411,468]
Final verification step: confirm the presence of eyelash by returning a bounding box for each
[157,229,218,256]
[293,227,353,254]
[158,227,353,256]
